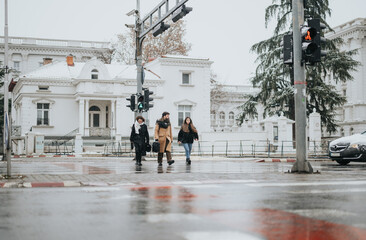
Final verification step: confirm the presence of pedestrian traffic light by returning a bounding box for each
[152,22,170,37]
[143,88,154,111]
[137,94,144,112]
[281,33,293,65]
[126,94,136,111]
[172,5,193,22]
[301,18,327,64]
[307,18,327,64]
[301,23,318,63]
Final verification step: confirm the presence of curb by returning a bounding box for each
[14,155,80,158]
[0,181,81,188]
[255,159,296,163]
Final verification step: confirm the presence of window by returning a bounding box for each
[211,110,216,126]
[178,105,192,126]
[0,61,3,67]
[273,126,279,141]
[37,103,49,125]
[182,73,190,84]
[91,69,99,79]
[89,106,100,127]
[106,106,109,128]
[13,61,20,71]
[38,86,49,91]
[228,112,235,126]
[219,112,225,127]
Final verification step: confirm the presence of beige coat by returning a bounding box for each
[154,121,173,153]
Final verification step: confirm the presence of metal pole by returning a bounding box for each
[291,0,313,173]
[3,0,11,176]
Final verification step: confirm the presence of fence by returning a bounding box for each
[104,139,330,158]
[44,139,74,155]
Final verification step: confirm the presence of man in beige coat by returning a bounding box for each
[154,112,174,166]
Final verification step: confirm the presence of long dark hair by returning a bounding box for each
[181,117,197,133]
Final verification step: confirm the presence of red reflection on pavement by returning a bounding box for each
[82,165,115,174]
[208,208,366,240]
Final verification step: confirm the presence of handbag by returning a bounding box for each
[152,141,160,153]
[146,143,151,152]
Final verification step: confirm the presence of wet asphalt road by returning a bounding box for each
[1,159,366,240]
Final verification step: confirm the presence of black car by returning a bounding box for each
[329,131,366,165]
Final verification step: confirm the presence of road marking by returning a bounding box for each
[286,188,366,194]
[182,231,263,240]
[246,180,366,187]
[146,213,201,223]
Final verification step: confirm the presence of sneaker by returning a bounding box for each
[168,160,175,166]
[187,159,191,165]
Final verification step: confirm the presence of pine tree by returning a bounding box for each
[237,0,360,134]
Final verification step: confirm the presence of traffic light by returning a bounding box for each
[137,94,144,112]
[301,23,318,63]
[281,33,293,65]
[301,18,327,64]
[143,88,154,111]
[126,94,136,111]
[152,22,170,37]
[308,18,327,64]
[172,5,193,22]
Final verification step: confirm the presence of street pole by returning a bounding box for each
[3,0,11,176]
[291,0,313,173]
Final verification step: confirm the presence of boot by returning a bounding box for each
[167,152,174,165]
[186,158,191,165]
[158,153,163,165]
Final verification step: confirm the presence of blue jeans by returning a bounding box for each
[182,143,192,159]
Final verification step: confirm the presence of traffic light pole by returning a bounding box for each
[291,0,313,173]
[135,0,144,119]
[3,0,11,176]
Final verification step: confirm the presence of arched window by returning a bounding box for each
[89,106,100,127]
[219,111,225,127]
[91,69,99,79]
[228,112,235,126]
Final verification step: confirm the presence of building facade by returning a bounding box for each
[325,18,366,137]
[11,55,212,154]
[0,36,110,74]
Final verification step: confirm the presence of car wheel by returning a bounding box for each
[336,159,351,165]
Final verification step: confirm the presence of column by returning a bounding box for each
[21,53,28,73]
[111,100,115,137]
[79,99,85,135]
[85,100,89,136]
[115,98,123,135]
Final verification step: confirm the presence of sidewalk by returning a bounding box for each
[0,156,331,188]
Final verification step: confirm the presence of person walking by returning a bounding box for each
[154,112,174,166]
[130,116,149,166]
[178,117,198,165]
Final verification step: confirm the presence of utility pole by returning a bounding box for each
[3,0,11,176]
[127,0,192,121]
[291,0,313,173]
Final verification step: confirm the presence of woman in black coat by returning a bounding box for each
[130,116,149,166]
[178,117,198,165]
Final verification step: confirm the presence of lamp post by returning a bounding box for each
[3,0,11,176]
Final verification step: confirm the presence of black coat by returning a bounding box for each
[178,126,198,144]
[130,124,149,153]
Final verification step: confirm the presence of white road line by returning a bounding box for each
[182,231,263,240]
[246,180,366,187]
[286,188,366,194]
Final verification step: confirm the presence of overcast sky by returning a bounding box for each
[0,0,365,85]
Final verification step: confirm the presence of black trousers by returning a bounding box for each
[134,141,144,162]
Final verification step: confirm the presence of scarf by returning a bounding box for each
[157,118,170,129]
[134,121,144,134]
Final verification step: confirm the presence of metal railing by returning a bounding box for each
[104,139,330,158]
[44,139,74,155]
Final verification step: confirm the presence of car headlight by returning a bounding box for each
[349,144,359,149]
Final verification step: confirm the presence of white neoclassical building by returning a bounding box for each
[0,36,110,74]
[11,55,212,154]
[325,18,366,137]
